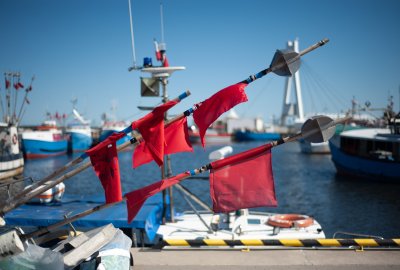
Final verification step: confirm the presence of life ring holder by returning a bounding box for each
[12,134,18,145]
[267,214,314,228]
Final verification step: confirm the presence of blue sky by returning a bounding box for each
[1,0,399,126]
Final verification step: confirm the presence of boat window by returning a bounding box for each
[247,218,261,225]
[341,137,359,155]
[342,135,399,162]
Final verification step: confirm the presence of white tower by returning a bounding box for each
[281,38,305,126]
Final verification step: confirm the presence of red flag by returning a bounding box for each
[193,83,248,147]
[86,132,126,203]
[5,79,10,89]
[131,100,178,167]
[125,172,190,222]
[133,117,193,167]
[154,40,162,61]
[17,82,24,89]
[162,55,169,67]
[209,143,277,213]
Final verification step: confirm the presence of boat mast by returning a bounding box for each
[127,0,137,70]
[138,2,186,223]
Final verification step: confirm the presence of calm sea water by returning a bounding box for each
[22,141,400,238]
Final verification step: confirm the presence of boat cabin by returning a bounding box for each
[340,128,400,162]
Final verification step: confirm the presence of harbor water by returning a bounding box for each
[23,141,400,239]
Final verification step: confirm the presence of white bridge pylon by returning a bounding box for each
[281,38,305,126]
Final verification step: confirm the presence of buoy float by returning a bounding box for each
[267,214,314,228]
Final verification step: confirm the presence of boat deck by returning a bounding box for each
[4,193,164,242]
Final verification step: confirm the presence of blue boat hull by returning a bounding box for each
[234,131,281,141]
[99,130,131,146]
[329,140,400,181]
[68,132,93,152]
[22,139,68,159]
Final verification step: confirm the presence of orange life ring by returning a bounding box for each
[267,214,314,228]
[12,134,18,145]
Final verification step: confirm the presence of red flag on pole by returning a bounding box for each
[154,40,162,61]
[5,79,10,89]
[86,132,126,203]
[16,82,24,89]
[162,55,169,67]
[125,172,190,222]
[133,117,193,168]
[209,143,277,213]
[131,100,178,167]
[193,83,248,147]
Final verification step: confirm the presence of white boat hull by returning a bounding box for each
[156,211,325,243]
[299,140,330,154]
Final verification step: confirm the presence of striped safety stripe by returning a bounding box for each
[158,239,400,249]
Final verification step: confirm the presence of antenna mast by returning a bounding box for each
[160,3,165,43]
[128,0,137,70]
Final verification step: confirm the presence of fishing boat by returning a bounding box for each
[66,108,93,152]
[156,210,325,244]
[0,124,24,180]
[234,130,281,142]
[21,120,68,159]
[99,120,131,146]
[99,101,132,146]
[0,72,33,180]
[329,114,400,181]
[189,120,232,145]
[299,122,367,154]
[66,123,92,152]
[188,127,232,145]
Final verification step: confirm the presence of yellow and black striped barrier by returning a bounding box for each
[154,239,400,249]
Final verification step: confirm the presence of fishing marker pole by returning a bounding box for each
[241,38,329,84]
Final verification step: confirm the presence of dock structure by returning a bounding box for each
[130,248,400,270]
[4,194,165,244]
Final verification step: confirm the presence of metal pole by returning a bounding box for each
[160,3,165,44]
[160,76,175,223]
[128,0,137,68]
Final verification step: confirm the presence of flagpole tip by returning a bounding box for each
[320,38,330,45]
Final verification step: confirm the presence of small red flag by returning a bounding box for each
[86,132,126,203]
[209,143,277,213]
[162,55,169,67]
[133,117,193,167]
[125,172,190,223]
[5,79,10,89]
[131,100,178,167]
[193,83,248,147]
[154,40,162,61]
